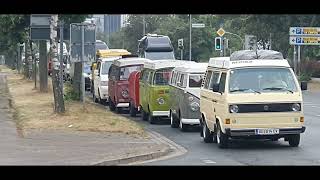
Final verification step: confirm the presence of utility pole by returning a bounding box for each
[298,45,301,77]
[81,24,85,106]
[189,14,192,61]
[143,15,146,36]
[269,33,272,50]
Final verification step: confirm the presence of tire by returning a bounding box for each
[170,111,179,128]
[148,113,155,124]
[141,108,148,121]
[179,112,187,132]
[129,102,137,117]
[100,99,107,106]
[202,119,213,143]
[288,134,300,147]
[216,123,229,148]
[109,97,116,111]
[116,107,122,114]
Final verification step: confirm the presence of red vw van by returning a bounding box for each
[128,71,141,117]
[108,57,149,113]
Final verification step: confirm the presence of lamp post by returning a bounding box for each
[225,31,244,50]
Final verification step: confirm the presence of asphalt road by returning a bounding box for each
[88,90,320,165]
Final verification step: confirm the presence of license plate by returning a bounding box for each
[255,128,279,135]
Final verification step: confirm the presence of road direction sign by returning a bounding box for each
[217,28,225,37]
[290,27,320,36]
[192,23,205,28]
[289,36,320,45]
[30,14,51,40]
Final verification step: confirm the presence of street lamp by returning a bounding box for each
[224,31,245,50]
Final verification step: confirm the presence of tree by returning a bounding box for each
[50,15,65,113]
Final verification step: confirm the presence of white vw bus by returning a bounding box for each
[200,50,305,148]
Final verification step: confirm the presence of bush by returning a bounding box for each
[299,73,311,82]
[64,82,80,101]
[300,60,320,78]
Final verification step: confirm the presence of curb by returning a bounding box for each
[92,146,172,166]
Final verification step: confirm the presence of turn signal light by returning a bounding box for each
[300,117,304,122]
[225,119,230,124]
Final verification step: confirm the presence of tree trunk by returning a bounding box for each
[39,40,48,92]
[50,15,65,113]
[72,62,82,100]
[24,39,31,79]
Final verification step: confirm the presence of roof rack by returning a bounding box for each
[121,54,139,58]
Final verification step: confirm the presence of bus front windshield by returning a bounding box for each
[120,65,142,80]
[153,68,172,85]
[145,52,175,60]
[229,68,298,93]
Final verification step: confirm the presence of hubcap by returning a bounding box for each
[203,124,206,138]
[217,127,221,144]
[170,113,173,125]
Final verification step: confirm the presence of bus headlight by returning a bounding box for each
[190,102,199,112]
[157,97,165,105]
[188,96,194,102]
[121,90,129,98]
[292,103,301,111]
[229,105,239,113]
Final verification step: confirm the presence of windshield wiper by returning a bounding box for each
[262,87,294,93]
[230,88,261,94]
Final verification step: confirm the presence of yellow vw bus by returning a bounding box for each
[200,50,305,148]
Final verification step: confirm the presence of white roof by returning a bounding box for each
[100,56,121,62]
[208,57,290,69]
[144,60,196,70]
[173,63,208,73]
[113,58,150,67]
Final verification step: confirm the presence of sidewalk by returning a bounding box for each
[0,72,170,165]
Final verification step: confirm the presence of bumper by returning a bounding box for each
[225,126,306,137]
[152,111,169,117]
[116,103,129,108]
[181,118,200,125]
[99,86,108,100]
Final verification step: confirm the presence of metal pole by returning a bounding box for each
[81,25,85,105]
[269,33,272,50]
[189,14,192,61]
[181,49,183,60]
[59,21,64,92]
[293,45,297,74]
[143,15,146,36]
[223,37,226,57]
[220,36,223,57]
[298,45,301,77]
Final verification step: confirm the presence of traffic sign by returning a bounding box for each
[290,27,320,36]
[192,23,205,28]
[217,28,225,37]
[30,14,51,40]
[289,36,320,45]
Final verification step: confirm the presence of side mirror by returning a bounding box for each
[301,81,308,91]
[212,83,220,92]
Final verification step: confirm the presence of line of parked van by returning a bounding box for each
[90,48,306,149]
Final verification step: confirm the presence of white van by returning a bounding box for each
[92,56,121,105]
[200,50,305,148]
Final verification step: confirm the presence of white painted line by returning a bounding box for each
[202,159,216,164]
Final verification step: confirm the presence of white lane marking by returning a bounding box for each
[202,159,216,164]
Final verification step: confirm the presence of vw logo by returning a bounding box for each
[264,105,269,111]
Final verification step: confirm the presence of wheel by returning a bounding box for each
[100,99,107,106]
[202,119,213,143]
[93,91,99,103]
[170,111,179,128]
[288,134,300,147]
[179,112,187,132]
[141,108,148,121]
[129,102,137,117]
[148,113,155,124]
[216,122,229,148]
[109,97,116,111]
[116,107,122,114]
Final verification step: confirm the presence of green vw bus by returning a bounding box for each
[139,60,195,124]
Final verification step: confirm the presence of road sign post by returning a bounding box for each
[289,27,320,75]
[178,38,184,60]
